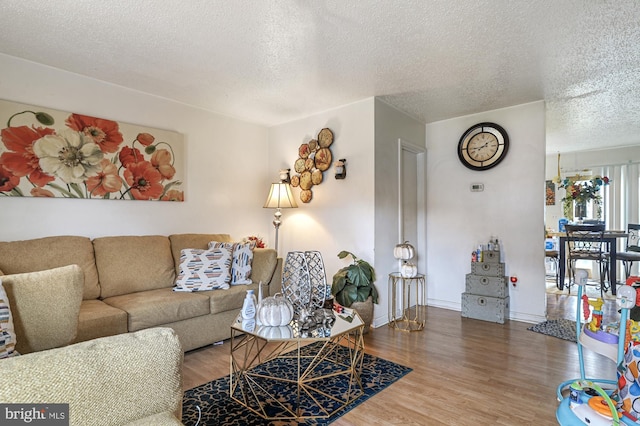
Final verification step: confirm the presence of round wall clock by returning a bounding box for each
[457,122,509,171]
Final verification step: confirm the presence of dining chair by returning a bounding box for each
[617,224,640,279]
[565,224,609,298]
[545,250,560,289]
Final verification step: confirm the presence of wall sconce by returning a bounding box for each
[334,159,346,179]
[279,168,291,183]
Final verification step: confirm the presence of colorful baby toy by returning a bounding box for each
[582,295,604,333]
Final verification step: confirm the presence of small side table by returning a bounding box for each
[388,272,426,331]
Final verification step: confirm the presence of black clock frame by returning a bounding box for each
[457,122,509,171]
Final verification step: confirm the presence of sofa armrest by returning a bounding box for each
[0,327,184,426]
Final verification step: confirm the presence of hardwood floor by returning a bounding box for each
[182,293,617,425]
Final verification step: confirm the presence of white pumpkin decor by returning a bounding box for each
[257,293,294,327]
[394,241,415,260]
[400,261,418,278]
[257,325,294,339]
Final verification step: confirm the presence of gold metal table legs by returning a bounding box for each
[230,326,365,421]
[388,272,426,331]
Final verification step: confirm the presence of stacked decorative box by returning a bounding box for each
[461,250,509,324]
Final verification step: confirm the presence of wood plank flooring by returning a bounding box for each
[182,294,617,425]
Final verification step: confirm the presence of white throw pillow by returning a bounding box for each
[173,247,232,291]
[0,279,17,358]
[209,241,255,285]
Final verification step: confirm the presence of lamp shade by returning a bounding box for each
[263,183,298,209]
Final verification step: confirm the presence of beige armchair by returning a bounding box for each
[0,265,184,426]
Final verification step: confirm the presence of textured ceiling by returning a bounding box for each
[0,0,639,154]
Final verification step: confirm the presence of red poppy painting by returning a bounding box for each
[0,99,184,201]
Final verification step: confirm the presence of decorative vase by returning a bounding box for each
[350,296,373,334]
[393,241,415,261]
[282,251,327,314]
[575,200,587,221]
[400,261,418,278]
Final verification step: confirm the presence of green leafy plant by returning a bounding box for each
[559,175,610,219]
[331,250,378,307]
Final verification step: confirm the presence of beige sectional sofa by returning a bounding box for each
[0,233,282,352]
[0,264,184,425]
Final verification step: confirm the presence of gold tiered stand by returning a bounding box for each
[388,272,426,331]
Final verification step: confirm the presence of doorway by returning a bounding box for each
[397,138,426,275]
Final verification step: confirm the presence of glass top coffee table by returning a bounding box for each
[230,309,365,421]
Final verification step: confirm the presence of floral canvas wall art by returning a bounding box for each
[545,180,555,206]
[0,99,184,201]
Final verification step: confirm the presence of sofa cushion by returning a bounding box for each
[168,233,233,271]
[73,299,128,343]
[209,241,255,285]
[251,248,278,285]
[206,282,261,315]
[1,265,84,354]
[94,235,176,298]
[0,281,17,358]
[103,288,210,332]
[0,236,100,300]
[174,247,232,291]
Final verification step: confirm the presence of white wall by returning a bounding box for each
[268,98,426,328]
[267,99,376,307]
[0,54,272,241]
[426,101,546,323]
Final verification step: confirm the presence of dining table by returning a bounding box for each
[551,230,628,295]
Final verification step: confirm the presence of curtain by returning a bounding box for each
[597,163,640,277]
[597,163,640,231]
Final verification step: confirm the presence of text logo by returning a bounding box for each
[0,404,68,425]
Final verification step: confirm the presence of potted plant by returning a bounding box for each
[331,250,378,333]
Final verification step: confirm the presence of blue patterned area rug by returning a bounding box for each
[527,319,577,342]
[182,342,412,425]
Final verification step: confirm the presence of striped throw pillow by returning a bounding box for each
[209,241,255,285]
[0,280,17,358]
[173,247,232,291]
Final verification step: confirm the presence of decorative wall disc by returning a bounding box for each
[299,171,312,190]
[294,158,306,173]
[300,189,312,203]
[298,143,310,159]
[311,169,323,185]
[318,128,334,148]
[314,147,332,171]
[304,158,315,171]
[290,127,335,203]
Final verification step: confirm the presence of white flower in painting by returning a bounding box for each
[33,129,104,184]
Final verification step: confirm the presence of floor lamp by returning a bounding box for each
[263,182,298,254]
